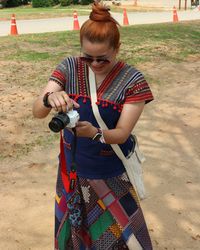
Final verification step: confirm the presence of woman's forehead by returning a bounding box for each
[81,38,112,52]
[82,37,110,47]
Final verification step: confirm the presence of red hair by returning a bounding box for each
[80,2,120,49]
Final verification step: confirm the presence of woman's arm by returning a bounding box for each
[32,80,80,119]
[76,101,145,144]
[102,101,145,144]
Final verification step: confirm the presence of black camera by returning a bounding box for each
[49,110,80,133]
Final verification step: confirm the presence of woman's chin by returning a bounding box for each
[91,66,103,72]
[91,65,108,74]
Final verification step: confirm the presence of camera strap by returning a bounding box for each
[60,129,77,193]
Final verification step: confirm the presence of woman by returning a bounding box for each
[33,2,153,250]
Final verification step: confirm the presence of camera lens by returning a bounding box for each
[48,113,70,132]
[49,118,64,133]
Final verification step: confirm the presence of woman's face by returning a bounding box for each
[81,37,119,75]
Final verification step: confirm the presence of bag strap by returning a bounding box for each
[89,67,147,203]
[89,67,146,163]
[88,67,127,161]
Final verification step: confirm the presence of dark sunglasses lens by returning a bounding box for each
[96,59,110,64]
[80,57,93,63]
[81,57,110,64]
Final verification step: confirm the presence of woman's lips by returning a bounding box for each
[91,65,105,71]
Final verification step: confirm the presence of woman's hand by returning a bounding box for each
[48,91,80,113]
[76,121,97,138]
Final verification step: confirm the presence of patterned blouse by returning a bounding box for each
[50,57,153,179]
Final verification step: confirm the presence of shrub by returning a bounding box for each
[72,0,79,4]
[21,0,29,4]
[0,0,8,8]
[80,0,92,5]
[6,0,29,7]
[53,0,60,5]
[60,0,71,6]
[32,0,52,7]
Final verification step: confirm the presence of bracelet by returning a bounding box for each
[92,128,105,143]
[43,92,53,108]
[99,128,106,143]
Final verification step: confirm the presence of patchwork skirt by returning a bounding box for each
[55,171,152,250]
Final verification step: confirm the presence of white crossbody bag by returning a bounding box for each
[89,67,147,200]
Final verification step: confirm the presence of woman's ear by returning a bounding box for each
[116,42,121,53]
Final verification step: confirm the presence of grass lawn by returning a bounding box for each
[0,20,199,68]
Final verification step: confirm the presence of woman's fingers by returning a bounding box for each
[76,121,96,138]
[72,99,80,109]
[53,94,64,112]
[48,91,79,112]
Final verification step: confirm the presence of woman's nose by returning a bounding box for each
[91,60,99,66]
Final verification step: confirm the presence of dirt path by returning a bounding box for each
[0,57,200,249]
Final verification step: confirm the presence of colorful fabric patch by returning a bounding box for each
[58,219,71,250]
[54,173,152,250]
[55,202,64,222]
[102,192,116,207]
[109,223,122,238]
[87,204,103,226]
[119,192,138,217]
[89,210,114,241]
[97,199,106,210]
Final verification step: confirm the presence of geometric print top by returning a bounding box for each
[50,57,153,179]
[50,56,153,107]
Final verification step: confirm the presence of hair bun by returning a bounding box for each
[80,1,120,49]
[89,2,112,22]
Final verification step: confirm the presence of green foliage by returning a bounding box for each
[32,0,52,7]
[80,0,92,5]
[60,0,71,7]
[72,0,79,4]
[5,0,29,7]
[52,0,60,5]
[6,0,20,7]
[21,0,29,4]
[0,0,8,8]
[31,0,68,7]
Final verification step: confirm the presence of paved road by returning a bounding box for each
[0,9,199,37]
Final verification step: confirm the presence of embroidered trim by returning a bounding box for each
[69,94,124,112]
[50,57,153,109]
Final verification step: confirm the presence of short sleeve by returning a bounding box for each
[125,72,154,104]
[49,58,69,89]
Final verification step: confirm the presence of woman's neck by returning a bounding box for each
[95,60,118,87]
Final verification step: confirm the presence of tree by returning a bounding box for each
[0,0,8,8]
[80,0,93,5]
[5,0,29,7]
[32,0,60,7]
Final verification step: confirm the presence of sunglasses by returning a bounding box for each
[80,56,110,65]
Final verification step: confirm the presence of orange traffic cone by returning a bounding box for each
[123,8,129,26]
[10,14,18,35]
[173,6,179,22]
[73,11,80,30]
